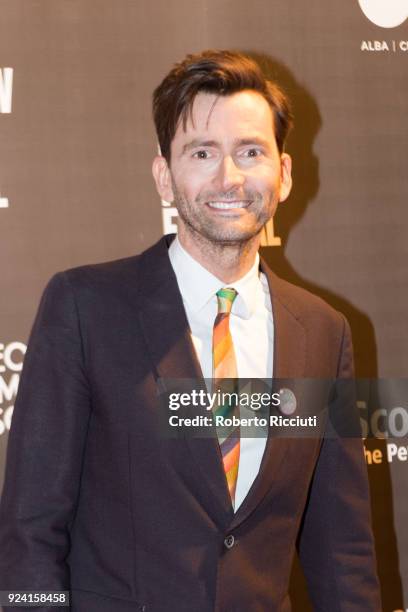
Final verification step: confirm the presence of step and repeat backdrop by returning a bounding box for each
[1,1,407,610]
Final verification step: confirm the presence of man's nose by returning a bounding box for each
[214,156,245,191]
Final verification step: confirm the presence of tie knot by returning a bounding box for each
[216,287,238,314]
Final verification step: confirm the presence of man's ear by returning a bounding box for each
[278,153,293,203]
[152,156,174,203]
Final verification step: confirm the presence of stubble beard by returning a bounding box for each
[171,180,276,251]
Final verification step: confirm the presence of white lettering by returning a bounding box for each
[361,40,389,51]
[386,443,408,463]
[260,218,281,247]
[162,207,178,234]
[0,373,19,404]
[179,392,191,406]
[379,40,389,51]
[387,443,398,462]
[205,392,216,411]
[4,341,26,371]
[3,404,13,430]
[388,407,408,437]
[0,68,13,113]
[397,446,408,461]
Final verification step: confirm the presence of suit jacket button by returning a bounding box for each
[224,534,235,549]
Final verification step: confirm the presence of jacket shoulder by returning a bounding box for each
[48,235,172,295]
[64,253,142,284]
[39,253,143,304]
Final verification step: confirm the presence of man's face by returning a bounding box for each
[153,90,292,246]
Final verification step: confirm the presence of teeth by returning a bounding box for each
[207,201,249,209]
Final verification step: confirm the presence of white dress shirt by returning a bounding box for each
[168,236,274,511]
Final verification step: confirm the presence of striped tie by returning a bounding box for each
[212,287,240,507]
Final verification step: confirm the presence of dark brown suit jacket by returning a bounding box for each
[0,234,381,611]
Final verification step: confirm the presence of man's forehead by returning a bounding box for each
[183,90,273,129]
[180,90,274,135]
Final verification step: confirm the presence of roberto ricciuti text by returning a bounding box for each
[168,415,317,428]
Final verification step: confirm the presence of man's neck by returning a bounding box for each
[177,230,260,284]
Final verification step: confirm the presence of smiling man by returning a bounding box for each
[153,88,292,278]
[0,50,381,611]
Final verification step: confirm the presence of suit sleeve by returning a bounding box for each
[297,315,382,611]
[0,272,91,610]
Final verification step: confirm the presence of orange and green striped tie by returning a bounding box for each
[212,287,240,507]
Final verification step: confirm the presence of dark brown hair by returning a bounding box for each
[152,49,292,162]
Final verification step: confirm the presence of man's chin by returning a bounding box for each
[177,213,266,246]
[200,225,263,245]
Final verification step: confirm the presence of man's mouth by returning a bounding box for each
[206,200,251,210]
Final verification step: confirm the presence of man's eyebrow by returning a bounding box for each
[235,137,271,148]
[182,139,219,154]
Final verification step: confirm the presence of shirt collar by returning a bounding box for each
[168,235,261,319]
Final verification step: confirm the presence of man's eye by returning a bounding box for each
[193,150,210,159]
[246,148,261,157]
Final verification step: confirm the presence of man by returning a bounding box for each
[0,50,381,611]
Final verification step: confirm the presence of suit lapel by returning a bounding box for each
[230,258,307,529]
[137,235,233,521]
[137,236,308,527]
